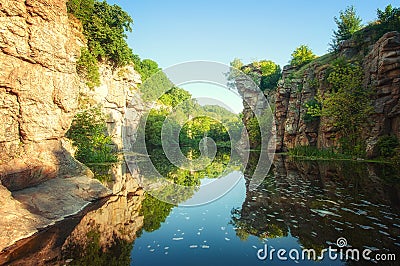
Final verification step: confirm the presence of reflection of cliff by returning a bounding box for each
[233,155,400,256]
[0,162,145,265]
[61,163,145,265]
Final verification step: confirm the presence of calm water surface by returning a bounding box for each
[3,151,400,265]
[129,153,400,266]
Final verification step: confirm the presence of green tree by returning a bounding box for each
[330,6,363,51]
[66,107,117,163]
[159,87,191,107]
[242,60,281,91]
[377,5,398,23]
[290,45,317,67]
[321,59,372,155]
[376,4,400,34]
[85,1,134,66]
[66,0,94,25]
[230,58,244,70]
[135,59,161,82]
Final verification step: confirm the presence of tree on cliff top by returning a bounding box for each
[290,45,317,67]
[67,0,134,67]
[330,6,363,51]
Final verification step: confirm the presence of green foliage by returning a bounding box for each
[66,0,94,25]
[377,5,400,25]
[245,110,274,150]
[77,47,100,89]
[244,60,282,92]
[66,107,117,164]
[133,57,161,83]
[290,45,317,67]
[64,228,132,266]
[288,146,351,160]
[140,71,173,102]
[85,1,134,66]
[230,58,244,70]
[330,6,363,51]
[303,98,321,123]
[376,135,399,158]
[143,86,242,149]
[370,4,400,40]
[320,58,373,156]
[159,87,191,107]
[67,0,135,88]
[140,194,175,232]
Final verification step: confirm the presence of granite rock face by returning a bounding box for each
[78,63,143,152]
[274,31,400,154]
[0,0,85,188]
[0,0,143,253]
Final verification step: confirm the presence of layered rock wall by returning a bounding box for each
[0,0,145,252]
[78,63,143,152]
[275,31,400,154]
[0,0,85,189]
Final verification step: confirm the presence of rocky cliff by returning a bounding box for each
[275,31,400,155]
[0,0,144,252]
[0,0,86,189]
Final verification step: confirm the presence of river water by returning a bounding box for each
[3,151,400,265]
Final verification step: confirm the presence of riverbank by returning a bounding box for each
[0,174,111,253]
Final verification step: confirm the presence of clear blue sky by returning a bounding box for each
[108,0,399,68]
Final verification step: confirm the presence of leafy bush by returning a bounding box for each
[67,0,135,88]
[66,107,117,163]
[133,57,161,82]
[290,45,317,67]
[303,98,321,123]
[77,47,100,89]
[376,135,399,158]
[320,58,372,156]
[288,146,351,159]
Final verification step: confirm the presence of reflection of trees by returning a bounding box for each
[232,154,400,259]
[138,148,242,233]
[63,227,132,266]
[139,194,174,233]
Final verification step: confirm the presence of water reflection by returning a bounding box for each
[232,154,400,264]
[3,151,400,265]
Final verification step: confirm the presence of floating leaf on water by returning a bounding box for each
[378,230,390,236]
[149,249,155,252]
[311,209,340,217]
[225,237,230,241]
[363,246,379,251]
[372,222,388,229]
[173,237,184,241]
[201,245,210,249]
[190,245,198,248]
[357,224,374,230]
